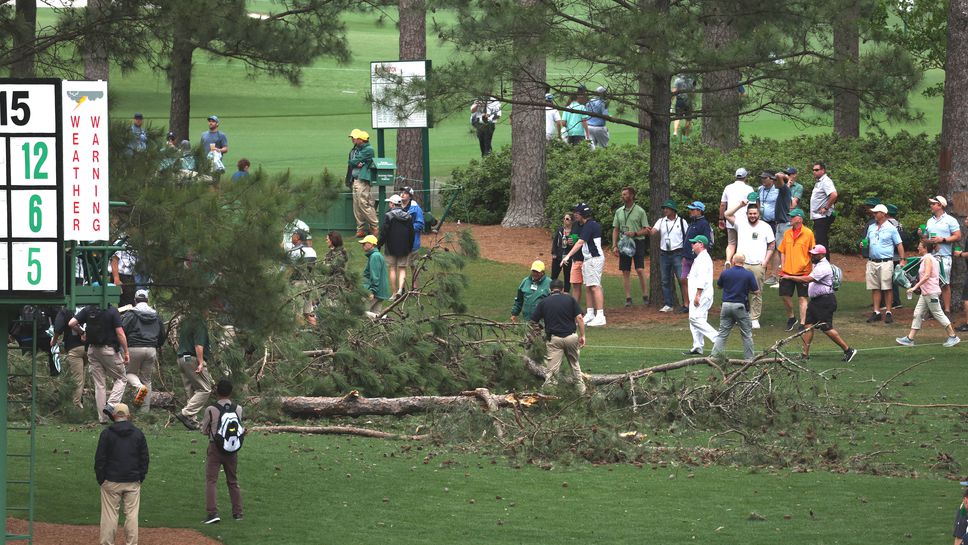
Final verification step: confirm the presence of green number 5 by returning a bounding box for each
[27,248,41,285]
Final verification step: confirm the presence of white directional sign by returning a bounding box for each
[62,80,109,242]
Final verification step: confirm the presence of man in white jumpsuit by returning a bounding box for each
[685,235,717,355]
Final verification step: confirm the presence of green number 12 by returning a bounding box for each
[21,141,48,180]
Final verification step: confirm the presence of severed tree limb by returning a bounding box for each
[858,402,968,409]
[250,425,428,440]
[525,355,771,386]
[863,357,935,402]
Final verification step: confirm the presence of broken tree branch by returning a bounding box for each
[250,425,428,440]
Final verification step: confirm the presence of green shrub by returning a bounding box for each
[448,132,940,254]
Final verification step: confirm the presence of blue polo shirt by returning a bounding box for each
[758,185,779,222]
[717,266,758,305]
[866,222,901,260]
[586,98,607,127]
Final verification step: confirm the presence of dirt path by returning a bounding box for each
[7,518,222,545]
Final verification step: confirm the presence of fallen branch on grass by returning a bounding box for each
[250,425,428,440]
[859,402,968,409]
[863,357,935,402]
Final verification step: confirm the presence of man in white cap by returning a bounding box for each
[95,403,149,545]
[586,86,609,149]
[121,290,166,411]
[781,245,857,362]
[864,204,906,324]
[924,195,962,314]
[510,261,552,322]
[719,168,755,267]
[684,235,717,355]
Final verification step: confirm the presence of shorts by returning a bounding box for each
[570,260,584,284]
[775,222,791,243]
[727,228,737,247]
[778,278,808,297]
[582,256,605,287]
[618,239,646,271]
[674,98,692,116]
[385,254,408,267]
[935,255,951,285]
[865,260,894,290]
[680,257,693,280]
[805,293,837,331]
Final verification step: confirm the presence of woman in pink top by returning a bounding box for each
[897,241,960,347]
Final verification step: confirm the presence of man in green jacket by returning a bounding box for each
[510,260,552,322]
[349,129,378,238]
[360,235,390,314]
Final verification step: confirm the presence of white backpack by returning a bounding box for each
[213,402,245,453]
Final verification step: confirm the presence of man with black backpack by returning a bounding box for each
[69,304,130,424]
[199,379,244,524]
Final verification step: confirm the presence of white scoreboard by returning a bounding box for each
[0,79,108,300]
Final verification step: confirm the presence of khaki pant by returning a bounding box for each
[127,347,157,411]
[743,263,766,320]
[206,443,243,517]
[543,334,586,394]
[89,346,126,423]
[65,345,88,409]
[352,179,378,232]
[178,355,214,418]
[912,293,951,329]
[100,480,140,545]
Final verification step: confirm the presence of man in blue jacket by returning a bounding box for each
[95,403,149,545]
[681,201,713,290]
[400,186,425,265]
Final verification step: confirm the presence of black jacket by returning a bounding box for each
[378,208,415,258]
[121,304,166,348]
[53,307,84,351]
[94,420,149,484]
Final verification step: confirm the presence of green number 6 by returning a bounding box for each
[29,194,42,232]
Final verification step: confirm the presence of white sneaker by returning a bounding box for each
[751,319,761,329]
[587,315,607,327]
[582,312,595,323]
[659,305,673,313]
[944,336,961,348]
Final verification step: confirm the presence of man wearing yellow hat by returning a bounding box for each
[348,129,378,237]
[360,235,389,314]
[510,260,552,323]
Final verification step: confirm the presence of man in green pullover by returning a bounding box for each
[510,260,552,322]
[360,235,389,314]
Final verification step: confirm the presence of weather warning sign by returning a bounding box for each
[62,80,108,241]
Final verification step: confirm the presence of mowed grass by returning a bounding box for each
[11,423,963,545]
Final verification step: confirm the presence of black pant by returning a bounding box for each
[551,257,572,293]
[476,123,495,156]
[812,216,834,252]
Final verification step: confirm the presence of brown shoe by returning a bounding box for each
[355,230,366,238]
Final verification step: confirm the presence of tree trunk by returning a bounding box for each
[168,32,195,142]
[10,0,37,78]
[637,75,652,145]
[700,14,741,151]
[501,0,547,227]
[82,0,110,81]
[940,0,968,310]
[832,7,860,138]
[396,0,426,200]
[647,71,673,304]
[251,425,429,440]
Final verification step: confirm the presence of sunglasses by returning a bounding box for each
[812,168,822,171]
[563,217,572,221]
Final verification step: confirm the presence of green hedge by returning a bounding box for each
[449,133,939,254]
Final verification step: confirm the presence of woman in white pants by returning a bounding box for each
[896,241,961,348]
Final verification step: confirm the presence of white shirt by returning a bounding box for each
[809,174,836,219]
[687,250,714,301]
[652,215,688,252]
[470,97,502,125]
[545,107,562,139]
[283,219,311,252]
[721,180,755,229]
[733,213,775,265]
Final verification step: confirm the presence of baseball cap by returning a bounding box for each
[207,115,219,123]
[359,234,378,245]
[759,171,776,179]
[166,130,176,140]
[886,204,899,216]
[573,203,592,217]
[735,168,749,178]
[789,208,805,218]
[595,86,607,94]
[530,260,546,272]
[929,195,948,207]
[133,112,143,119]
[103,403,129,420]
[400,186,414,196]
[545,93,554,101]
[661,198,677,210]
[686,201,706,211]
[386,194,403,205]
[809,244,827,255]
[746,192,759,202]
[871,204,889,214]
[134,289,149,301]
[688,235,709,246]
[784,167,797,175]
[357,130,370,141]
[863,197,881,207]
